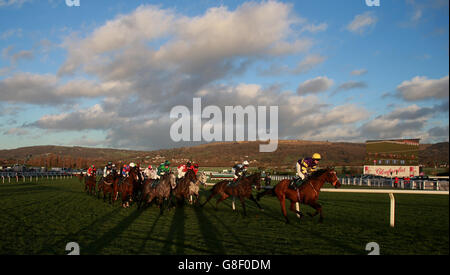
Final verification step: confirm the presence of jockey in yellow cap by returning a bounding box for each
[289,153,321,190]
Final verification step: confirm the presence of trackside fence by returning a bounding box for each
[0,172,78,183]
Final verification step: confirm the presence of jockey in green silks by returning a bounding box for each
[157,160,171,177]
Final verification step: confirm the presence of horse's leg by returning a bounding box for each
[307,202,323,222]
[160,197,166,215]
[248,194,264,211]
[278,195,289,224]
[201,189,217,207]
[289,201,303,219]
[239,197,247,216]
[215,193,229,211]
[256,189,273,201]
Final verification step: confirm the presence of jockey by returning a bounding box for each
[111,164,117,175]
[289,153,321,190]
[87,165,96,177]
[122,164,130,177]
[232,161,249,182]
[144,165,158,179]
[157,161,171,177]
[177,162,188,178]
[185,161,198,175]
[192,163,199,175]
[103,161,113,177]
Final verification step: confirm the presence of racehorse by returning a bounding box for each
[118,166,140,208]
[97,173,120,204]
[84,173,97,196]
[188,171,208,205]
[256,167,341,224]
[201,173,263,216]
[132,164,144,202]
[139,172,177,214]
[172,169,197,206]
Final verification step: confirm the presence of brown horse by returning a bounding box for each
[257,168,341,224]
[118,166,140,208]
[201,173,263,216]
[97,173,120,204]
[84,173,97,196]
[139,172,177,214]
[172,169,197,206]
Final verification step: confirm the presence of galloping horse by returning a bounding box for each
[139,172,176,214]
[257,167,341,224]
[118,166,140,208]
[132,164,144,202]
[172,169,197,206]
[84,173,97,196]
[188,171,208,205]
[97,172,120,204]
[201,173,263,216]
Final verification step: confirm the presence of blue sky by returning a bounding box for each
[0,0,448,150]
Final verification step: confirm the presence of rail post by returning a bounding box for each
[389,193,395,227]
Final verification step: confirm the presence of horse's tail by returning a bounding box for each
[256,187,275,201]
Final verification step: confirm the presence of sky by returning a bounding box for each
[0,0,448,151]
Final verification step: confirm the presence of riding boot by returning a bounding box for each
[288,179,297,190]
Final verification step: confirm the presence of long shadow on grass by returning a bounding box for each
[86,208,144,254]
[193,207,225,255]
[38,207,123,254]
[137,213,161,253]
[204,207,253,254]
[160,205,185,255]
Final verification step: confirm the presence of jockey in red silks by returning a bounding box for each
[186,161,199,175]
[87,165,96,177]
[178,161,198,178]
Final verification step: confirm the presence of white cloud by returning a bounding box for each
[300,22,328,33]
[297,76,334,95]
[0,0,31,7]
[397,75,449,101]
[0,73,127,104]
[346,12,378,34]
[351,69,368,76]
[293,54,326,74]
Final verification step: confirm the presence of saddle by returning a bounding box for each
[289,177,304,190]
[151,179,160,188]
[227,179,239,187]
[103,176,114,186]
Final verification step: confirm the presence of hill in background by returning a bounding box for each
[0,140,448,171]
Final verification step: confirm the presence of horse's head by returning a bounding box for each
[167,172,177,189]
[198,172,208,185]
[129,166,141,181]
[186,169,197,181]
[248,172,262,190]
[325,167,341,188]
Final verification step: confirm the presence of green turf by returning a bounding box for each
[0,178,448,255]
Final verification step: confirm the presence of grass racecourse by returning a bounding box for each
[0,177,448,255]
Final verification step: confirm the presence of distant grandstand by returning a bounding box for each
[364,139,420,177]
